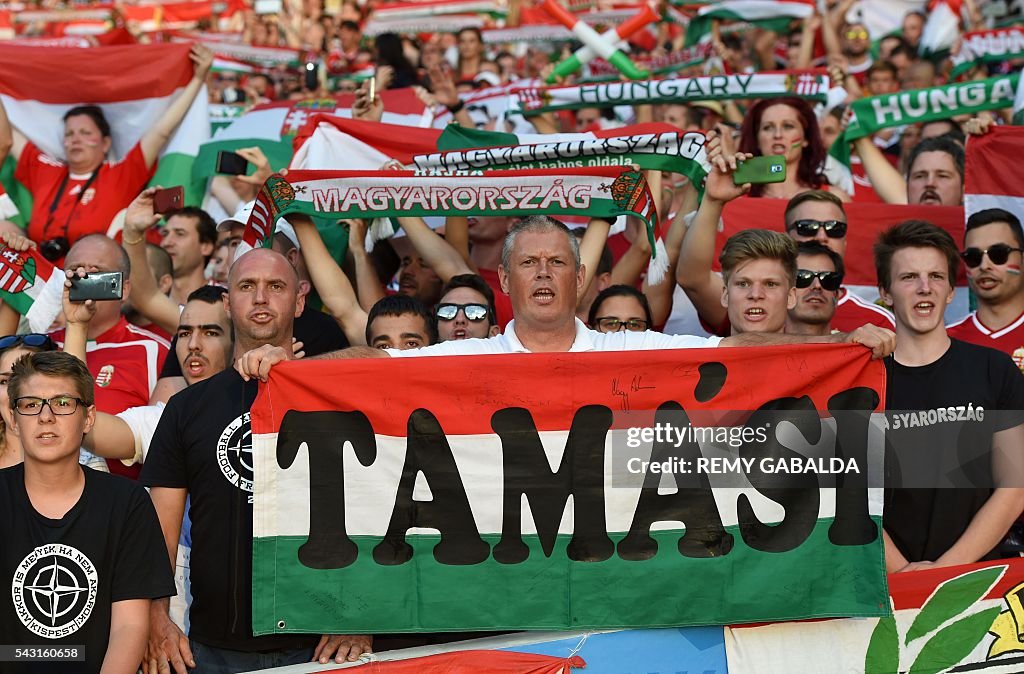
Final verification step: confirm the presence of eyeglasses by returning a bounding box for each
[795,269,844,291]
[594,317,649,332]
[960,244,1024,268]
[14,395,88,416]
[435,303,490,322]
[790,219,848,239]
[845,29,869,40]
[0,334,55,351]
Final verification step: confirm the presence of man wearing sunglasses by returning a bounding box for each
[787,242,843,336]
[435,274,500,342]
[949,209,1024,372]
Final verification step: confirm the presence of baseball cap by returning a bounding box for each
[217,200,254,233]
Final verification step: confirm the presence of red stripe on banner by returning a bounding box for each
[295,115,443,164]
[0,43,194,103]
[716,199,966,287]
[252,344,883,437]
[965,126,1024,200]
[283,166,632,183]
[320,651,584,673]
[889,557,1024,611]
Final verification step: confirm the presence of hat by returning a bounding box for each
[473,71,501,88]
[691,100,725,116]
[217,200,254,233]
[273,220,301,250]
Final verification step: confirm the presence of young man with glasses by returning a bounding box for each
[0,351,173,673]
[786,242,843,336]
[435,274,500,342]
[949,209,1024,372]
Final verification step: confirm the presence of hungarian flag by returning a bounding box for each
[0,243,64,333]
[683,0,815,46]
[0,183,17,220]
[920,0,963,57]
[964,127,1024,226]
[0,42,209,220]
[191,89,431,183]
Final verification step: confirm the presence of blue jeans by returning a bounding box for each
[189,639,313,674]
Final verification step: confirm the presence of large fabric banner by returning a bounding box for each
[250,347,888,635]
[964,126,1024,224]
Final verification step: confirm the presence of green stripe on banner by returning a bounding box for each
[192,138,293,182]
[253,519,888,634]
[149,151,206,208]
[0,156,30,228]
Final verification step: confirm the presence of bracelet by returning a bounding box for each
[122,230,145,245]
[446,100,465,114]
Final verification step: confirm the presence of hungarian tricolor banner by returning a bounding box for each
[726,558,1024,673]
[683,0,815,47]
[0,243,65,333]
[510,70,829,115]
[0,42,209,219]
[291,116,710,188]
[585,44,715,82]
[249,347,888,634]
[830,73,1020,167]
[965,126,1024,226]
[951,27,1024,77]
[192,90,430,183]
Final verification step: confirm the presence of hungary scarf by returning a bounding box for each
[683,0,815,47]
[244,167,664,276]
[951,27,1024,77]
[830,73,1020,167]
[511,70,829,115]
[291,116,710,189]
[0,244,65,332]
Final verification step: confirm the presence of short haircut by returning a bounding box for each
[874,220,959,292]
[167,207,218,248]
[720,229,798,285]
[965,208,1024,249]
[588,284,654,328]
[9,350,95,407]
[187,285,229,304]
[63,105,111,138]
[866,61,898,80]
[439,274,497,326]
[340,20,360,32]
[75,234,130,278]
[797,240,845,279]
[784,189,846,228]
[365,295,437,345]
[570,228,613,276]
[145,243,172,283]
[920,118,966,145]
[501,216,581,271]
[906,136,965,180]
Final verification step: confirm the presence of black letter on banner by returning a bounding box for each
[491,405,614,564]
[737,397,820,552]
[618,401,734,560]
[278,410,377,570]
[372,409,489,566]
[828,387,880,545]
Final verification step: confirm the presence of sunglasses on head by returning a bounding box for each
[960,244,1024,268]
[0,333,55,351]
[795,269,843,291]
[790,219,848,239]
[435,303,490,322]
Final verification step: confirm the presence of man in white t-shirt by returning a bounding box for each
[236,216,895,378]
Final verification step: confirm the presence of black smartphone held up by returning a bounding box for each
[732,155,787,185]
[304,61,319,91]
[152,186,184,214]
[215,151,249,176]
[69,271,124,302]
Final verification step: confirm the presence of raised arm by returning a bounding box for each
[853,136,908,204]
[288,214,368,346]
[396,215,474,282]
[644,178,698,326]
[577,218,612,307]
[0,95,27,162]
[122,188,181,334]
[140,45,214,169]
[345,218,387,312]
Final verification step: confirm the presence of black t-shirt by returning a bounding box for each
[884,338,1024,563]
[159,306,349,379]
[141,368,317,653]
[0,465,174,674]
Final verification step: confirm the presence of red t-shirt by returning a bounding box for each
[832,290,895,332]
[15,141,155,246]
[51,317,169,478]
[948,311,1024,373]
[477,267,514,329]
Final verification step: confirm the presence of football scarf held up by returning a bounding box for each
[510,70,830,114]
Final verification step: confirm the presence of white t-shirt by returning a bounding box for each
[387,318,721,357]
[116,402,166,466]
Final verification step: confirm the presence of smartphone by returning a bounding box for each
[69,271,124,302]
[368,72,376,104]
[152,186,183,213]
[215,151,249,176]
[254,0,282,14]
[733,155,787,185]
[304,61,319,91]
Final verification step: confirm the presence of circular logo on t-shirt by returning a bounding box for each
[12,544,98,639]
[216,412,253,493]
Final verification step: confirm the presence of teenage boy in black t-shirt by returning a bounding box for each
[141,248,371,674]
[874,220,1024,572]
[0,351,173,674]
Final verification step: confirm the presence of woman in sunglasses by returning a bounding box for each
[0,334,58,468]
[588,285,654,334]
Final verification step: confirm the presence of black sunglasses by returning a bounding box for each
[435,303,489,322]
[795,269,843,291]
[791,219,848,239]
[594,317,649,332]
[960,244,1024,268]
[0,334,55,351]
